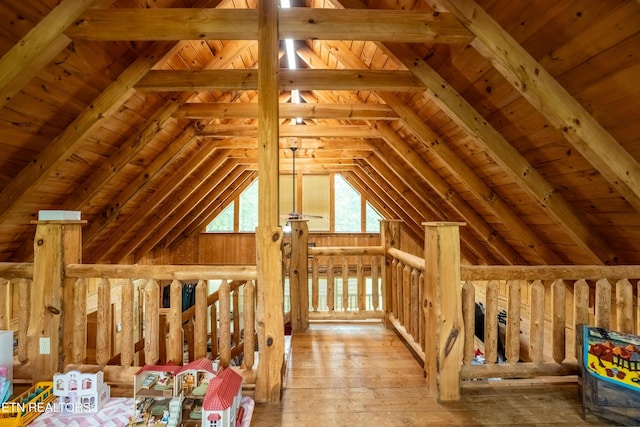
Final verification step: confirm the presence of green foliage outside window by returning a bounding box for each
[334,175,360,232]
[206,201,234,232]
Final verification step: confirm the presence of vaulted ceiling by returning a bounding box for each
[1,0,639,265]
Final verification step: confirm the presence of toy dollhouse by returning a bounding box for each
[130,358,246,427]
[175,358,218,398]
[53,370,110,413]
[131,364,182,426]
[201,368,243,427]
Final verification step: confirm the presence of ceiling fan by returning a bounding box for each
[281,140,322,222]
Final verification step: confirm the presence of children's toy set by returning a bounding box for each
[0,353,250,427]
[130,358,245,427]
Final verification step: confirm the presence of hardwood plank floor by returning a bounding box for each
[251,322,615,426]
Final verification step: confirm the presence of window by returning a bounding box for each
[206,174,384,233]
[206,201,234,232]
[239,180,258,231]
[334,174,360,232]
[365,202,383,232]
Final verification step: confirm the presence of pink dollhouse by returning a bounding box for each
[201,368,243,427]
[53,370,110,413]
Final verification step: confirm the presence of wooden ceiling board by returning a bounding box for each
[0,0,638,265]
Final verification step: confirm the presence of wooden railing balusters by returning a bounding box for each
[18,278,30,363]
[616,278,634,333]
[219,280,231,368]
[120,279,134,367]
[96,278,111,365]
[194,280,207,360]
[595,279,611,328]
[144,279,160,365]
[342,257,349,311]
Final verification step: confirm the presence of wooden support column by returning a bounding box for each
[380,220,401,327]
[28,218,84,382]
[255,0,284,403]
[290,220,309,331]
[424,222,464,401]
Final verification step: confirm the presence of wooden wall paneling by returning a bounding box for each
[167,169,257,251]
[447,0,640,212]
[130,157,243,261]
[82,128,200,258]
[373,126,523,265]
[380,40,611,264]
[0,0,115,109]
[0,40,181,232]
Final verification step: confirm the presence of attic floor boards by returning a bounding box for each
[251,322,614,426]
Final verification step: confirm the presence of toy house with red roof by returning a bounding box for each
[175,357,219,398]
[201,368,243,427]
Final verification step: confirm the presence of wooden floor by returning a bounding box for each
[251,322,615,426]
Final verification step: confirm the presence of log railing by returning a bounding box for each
[65,264,257,373]
[0,262,33,364]
[286,220,385,330]
[386,247,425,362]
[459,266,640,382]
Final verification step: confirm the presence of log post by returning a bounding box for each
[255,0,284,404]
[380,220,401,327]
[290,219,309,331]
[28,217,84,382]
[424,222,465,401]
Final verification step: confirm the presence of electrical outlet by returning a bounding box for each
[39,337,50,355]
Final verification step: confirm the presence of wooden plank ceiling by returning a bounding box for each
[0,0,639,265]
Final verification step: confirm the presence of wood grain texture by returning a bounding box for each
[252,322,607,426]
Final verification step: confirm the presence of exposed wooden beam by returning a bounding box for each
[301,39,558,264]
[83,127,199,253]
[163,166,254,251]
[373,123,527,265]
[175,103,398,120]
[132,160,244,261]
[381,41,617,264]
[205,137,373,151]
[0,41,182,234]
[0,0,114,109]
[198,124,379,138]
[255,0,283,405]
[136,69,426,92]
[65,8,472,43]
[432,0,640,218]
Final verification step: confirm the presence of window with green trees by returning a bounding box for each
[206,174,383,232]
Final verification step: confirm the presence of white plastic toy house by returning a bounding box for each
[53,370,110,413]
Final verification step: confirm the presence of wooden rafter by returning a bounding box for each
[165,167,258,252]
[432,0,640,217]
[0,0,115,109]
[198,124,379,138]
[64,8,472,44]
[175,103,399,120]
[372,123,526,265]
[0,40,182,234]
[136,69,426,92]
[380,40,616,264]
